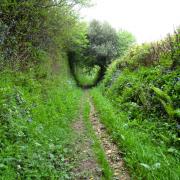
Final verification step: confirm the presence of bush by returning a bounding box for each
[102,30,180,148]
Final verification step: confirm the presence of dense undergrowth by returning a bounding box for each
[0,53,82,178]
[91,89,180,179]
[92,30,180,178]
[102,31,180,145]
[0,1,88,178]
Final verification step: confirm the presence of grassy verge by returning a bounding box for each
[91,88,180,179]
[0,55,82,179]
[82,95,113,179]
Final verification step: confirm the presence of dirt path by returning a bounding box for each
[71,93,129,179]
[88,96,130,180]
[71,96,102,179]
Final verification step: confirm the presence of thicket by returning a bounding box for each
[0,0,87,178]
[0,53,84,178]
[91,89,180,179]
[102,30,180,147]
[0,0,89,70]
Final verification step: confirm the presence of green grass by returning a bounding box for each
[0,56,82,179]
[91,88,180,180]
[82,95,113,179]
[75,65,99,87]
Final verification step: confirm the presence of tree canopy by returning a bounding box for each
[0,0,89,70]
[74,20,136,82]
[117,30,136,57]
[86,20,119,68]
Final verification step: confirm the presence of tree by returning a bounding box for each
[67,22,89,78]
[0,0,90,70]
[117,30,136,57]
[86,20,119,81]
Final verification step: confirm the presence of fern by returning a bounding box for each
[151,86,172,103]
[152,86,175,119]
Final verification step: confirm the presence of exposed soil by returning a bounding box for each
[88,97,130,180]
[71,94,130,179]
[71,97,102,179]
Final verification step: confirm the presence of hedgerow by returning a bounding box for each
[102,30,180,147]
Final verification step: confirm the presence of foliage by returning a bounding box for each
[0,0,179,179]
[91,88,180,179]
[151,86,177,119]
[74,65,100,87]
[0,0,89,70]
[0,3,92,177]
[102,30,180,124]
[0,54,82,178]
[103,28,180,79]
[68,20,136,84]
[86,20,119,68]
[117,30,136,58]
[98,29,180,178]
[67,22,89,58]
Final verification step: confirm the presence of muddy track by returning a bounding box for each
[88,96,130,180]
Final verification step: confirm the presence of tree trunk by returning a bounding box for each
[94,65,106,85]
